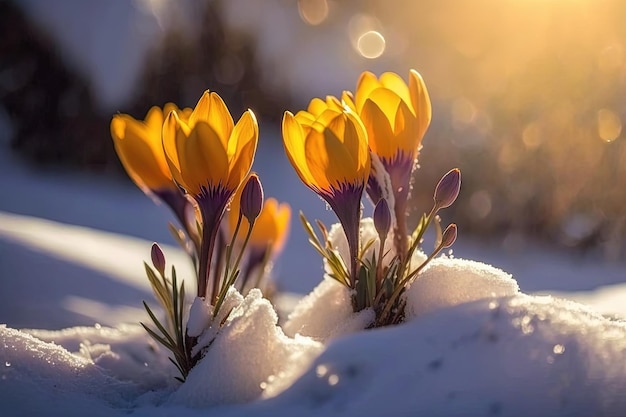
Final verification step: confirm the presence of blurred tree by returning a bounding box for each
[0,0,291,170]
[128,0,292,125]
[0,0,113,168]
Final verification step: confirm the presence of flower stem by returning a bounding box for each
[213,220,254,316]
[197,203,226,302]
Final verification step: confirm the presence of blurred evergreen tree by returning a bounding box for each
[0,0,290,169]
[128,0,291,125]
[0,0,113,169]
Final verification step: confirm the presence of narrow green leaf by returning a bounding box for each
[359,238,376,259]
[143,301,177,347]
[168,222,188,252]
[140,322,175,351]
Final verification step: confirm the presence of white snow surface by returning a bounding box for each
[170,289,322,408]
[4,280,626,416]
[283,279,375,342]
[406,257,520,317]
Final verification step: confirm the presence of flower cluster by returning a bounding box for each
[111,92,290,380]
[283,70,460,325]
[110,68,459,381]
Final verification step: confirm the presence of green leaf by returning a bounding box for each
[143,301,177,347]
[144,263,171,310]
[141,322,175,351]
[168,222,190,252]
[359,238,376,260]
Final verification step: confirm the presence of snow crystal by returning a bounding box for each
[405,256,520,318]
[283,279,374,342]
[168,289,322,408]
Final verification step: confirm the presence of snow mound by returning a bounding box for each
[283,279,374,342]
[284,256,515,342]
[26,324,176,390]
[0,325,136,416]
[268,294,626,417]
[169,289,322,408]
[406,257,520,318]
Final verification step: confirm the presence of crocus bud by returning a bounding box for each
[434,168,461,210]
[374,198,391,240]
[151,242,166,275]
[240,173,264,223]
[441,224,458,248]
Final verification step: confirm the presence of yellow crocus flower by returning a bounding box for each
[228,194,291,256]
[344,70,432,256]
[162,90,259,300]
[282,96,370,287]
[282,96,370,198]
[162,91,258,198]
[111,104,197,252]
[110,103,190,193]
[346,69,431,163]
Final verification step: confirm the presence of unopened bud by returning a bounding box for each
[240,173,264,223]
[151,243,166,275]
[441,224,458,248]
[434,168,461,210]
[373,198,391,239]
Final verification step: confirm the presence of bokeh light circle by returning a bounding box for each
[357,30,386,59]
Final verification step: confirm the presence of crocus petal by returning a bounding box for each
[282,112,318,188]
[162,111,184,184]
[341,91,357,112]
[111,114,171,191]
[355,71,381,112]
[367,87,402,127]
[380,72,413,113]
[208,92,235,148]
[393,99,421,155]
[227,139,257,191]
[228,110,258,163]
[184,122,229,194]
[305,128,356,190]
[307,98,330,117]
[361,99,396,159]
[316,109,345,138]
[145,106,165,133]
[294,110,316,126]
[409,70,432,139]
[188,90,211,127]
[344,110,370,172]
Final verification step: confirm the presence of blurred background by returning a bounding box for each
[1,0,625,301]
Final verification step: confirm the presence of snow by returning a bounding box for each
[405,257,520,317]
[4,286,626,416]
[269,295,626,417]
[283,279,375,342]
[171,289,322,408]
